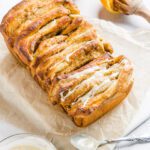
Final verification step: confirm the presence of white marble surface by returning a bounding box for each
[0,0,150,30]
[115,118,150,150]
[75,0,150,30]
[0,0,150,149]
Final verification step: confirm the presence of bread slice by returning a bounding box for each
[49,54,133,126]
[67,55,133,126]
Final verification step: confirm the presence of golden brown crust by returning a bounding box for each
[49,53,112,104]
[73,81,133,127]
[69,56,133,126]
[14,15,72,65]
[49,55,133,127]
[0,0,133,127]
[1,0,79,39]
[0,0,79,65]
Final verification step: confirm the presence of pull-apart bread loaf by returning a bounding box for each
[0,0,133,127]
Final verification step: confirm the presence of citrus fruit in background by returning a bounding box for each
[101,0,120,13]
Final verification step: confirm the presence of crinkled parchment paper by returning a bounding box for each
[0,19,150,150]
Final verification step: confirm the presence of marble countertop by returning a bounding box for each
[0,0,150,30]
[0,0,150,149]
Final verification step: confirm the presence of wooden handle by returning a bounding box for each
[135,6,150,23]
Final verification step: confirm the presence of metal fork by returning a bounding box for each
[114,0,150,22]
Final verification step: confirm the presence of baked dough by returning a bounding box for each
[0,0,133,127]
[50,54,133,126]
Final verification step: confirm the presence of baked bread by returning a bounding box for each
[0,0,133,127]
[50,54,133,126]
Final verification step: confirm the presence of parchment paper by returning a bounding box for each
[0,19,150,150]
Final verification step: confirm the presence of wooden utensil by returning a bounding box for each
[114,0,150,23]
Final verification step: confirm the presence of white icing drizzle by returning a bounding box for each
[49,61,62,70]
[60,70,106,102]
[110,72,119,79]
[60,70,104,102]
[65,50,76,62]
[121,59,128,65]
[80,78,112,106]
[72,29,93,41]
[39,19,57,34]
[68,66,102,79]
[60,61,122,104]
[64,40,95,62]
[60,91,66,102]
[61,43,81,62]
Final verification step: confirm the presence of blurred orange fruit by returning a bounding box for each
[101,0,119,13]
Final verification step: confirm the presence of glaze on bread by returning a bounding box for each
[0,0,133,127]
[50,54,133,126]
